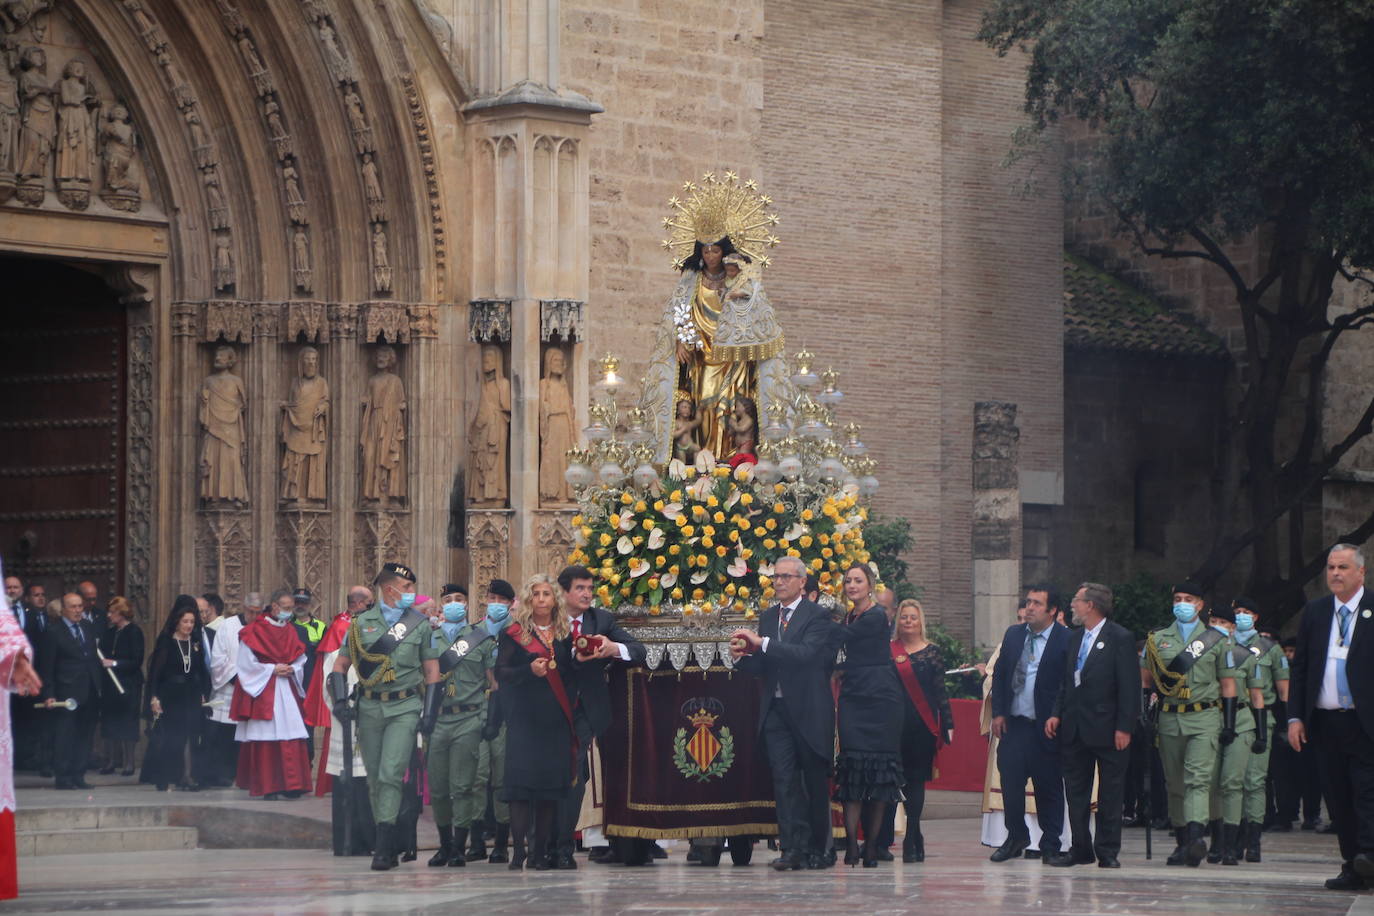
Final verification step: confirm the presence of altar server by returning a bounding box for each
[231,589,310,799]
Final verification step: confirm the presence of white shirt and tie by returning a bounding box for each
[1074,617,1107,687]
[759,597,803,698]
[1318,586,1364,711]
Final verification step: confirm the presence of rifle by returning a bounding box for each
[1140,690,1156,859]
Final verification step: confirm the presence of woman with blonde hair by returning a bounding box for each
[97,596,144,775]
[495,574,579,870]
[891,598,953,862]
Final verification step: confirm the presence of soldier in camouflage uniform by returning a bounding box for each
[1202,603,1265,866]
[1229,596,1288,862]
[1142,579,1238,867]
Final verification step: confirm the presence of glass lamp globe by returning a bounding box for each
[859,475,879,496]
[598,462,626,487]
[753,457,781,486]
[632,463,657,489]
[778,454,803,480]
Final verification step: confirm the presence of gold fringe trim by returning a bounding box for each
[348,620,397,689]
[708,335,785,364]
[604,823,780,840]
[1145,633,1191,700]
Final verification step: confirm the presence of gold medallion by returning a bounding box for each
[547,659,557,670]
[895,654,908,664]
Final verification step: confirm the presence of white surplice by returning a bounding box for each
[234,633,307,742]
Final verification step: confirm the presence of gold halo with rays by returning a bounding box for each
[660,170,781,271]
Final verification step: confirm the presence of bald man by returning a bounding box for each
[77,580,108,635]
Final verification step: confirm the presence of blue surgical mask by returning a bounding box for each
[274,608,293,623]
[1172,603,1199,625]
[443,602,466,623]
[1211,623,1230,637]
[486,602,509,623]
[1234,612,1255,633]
[396,591,416,610]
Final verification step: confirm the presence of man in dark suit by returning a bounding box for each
[37,592,103,789]
[77,580,108,636]
[731,555,836,871]
[1287,543,1374,891]
[554,564,647,869]
[1046,581,1139,867]
[989,585,1071,862]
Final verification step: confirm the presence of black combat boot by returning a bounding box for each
[371,823,396,871]
[1165,827,1189,866]
[488,822,510,864]
[449,827,469,867]
[1245,821,1262,862]
[465,823,488,862]
[1220,824,1239,866]
[428,825,452,867]
[1185,822,1207,867]
[1206,819,1223,864]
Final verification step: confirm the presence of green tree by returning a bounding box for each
[864,513,922,601]
[979,0,1374,624]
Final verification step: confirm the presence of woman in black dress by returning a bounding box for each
[98,596,144,775]
[834,563,904,867]
[892,598,954,862]
[141,595,210,791]
[495,573,579,871]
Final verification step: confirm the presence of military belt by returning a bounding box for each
[440,702,483,716]
[1160,699,1219,714]
[361,686,420,703]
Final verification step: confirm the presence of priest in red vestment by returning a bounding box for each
[232,589,310,798]
[305,586,371,795]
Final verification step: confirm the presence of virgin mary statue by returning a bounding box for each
[643,172,787,461]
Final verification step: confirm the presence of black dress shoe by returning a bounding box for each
[1024,848,1042,860]
[1326,867,1367,891]
[806,853,827,870]
[1353,853,1374,882]
[990,838,1030,862]
[1046,850,1094,867]
[1319,823,1339,835]
[874,847,893,862]
[1265,821,1292,833]
[555,853,577,870]
[98,765,116,775]
[1122,815,1142,828]
[651,842,668,859]
[1098,857,1121,868]
[71,778,92,789]
[770,853,805,871]
[1302,818,1320,831]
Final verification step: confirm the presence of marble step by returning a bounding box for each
[18,825,198,857]
[17,805,168,833]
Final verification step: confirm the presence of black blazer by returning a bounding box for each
[11,600,46,647]
[37,618,103,706]
[1052,619,1140,747]
[991,621,1071,724]
[568,606,647,737]
[1289,590,1374,739]
[735,598,836,761]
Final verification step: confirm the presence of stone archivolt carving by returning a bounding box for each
[292,225,312,293]
[263,97,291,161]
[363,302,409,344]
[253,301,280,339]
[360,344,406,504]
[407,304,437,340]
[540,300,584,343]
[204,300,252,343]
[371,222,391,294]
[355,509,409,590]
[54,58,96,210]
[400,73,445,297]
[171,302,198,337]
[535,511,576,578]
[125,320,154,614]
[343,87,372,154]
[465,511,511,601]
[467,343,510,508]
[539,347,573,505]
[329,302,359,339]
[99,104,141,211]
[315,21,355,85]
[286,300,325,342]
[468,299,511,342]
[361,152,384,221]
[13,44,53,205]
[212,233,235,292]
[280,508,330,607]
[198,508,250,605]
[283,160,307,224]
[199,345,249,505]
[280,346,329,503]
[185,107,212,168]
[204,167,229,229]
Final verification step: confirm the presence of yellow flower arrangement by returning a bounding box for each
[568,453,869,614]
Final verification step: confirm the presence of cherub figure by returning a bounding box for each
[728,395,758,468]
[672,394,703,464]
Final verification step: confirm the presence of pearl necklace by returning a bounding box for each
[175,636,192,674]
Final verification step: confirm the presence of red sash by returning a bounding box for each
[506,621,578,779]
[891,640,944,749]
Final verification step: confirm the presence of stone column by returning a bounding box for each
[972,401,1022,649]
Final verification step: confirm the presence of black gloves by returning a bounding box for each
[1250,708,1268,754]
[1220,696,1238,746]
[481,693,503,741]
[419,682,442,737]
[328,672,354,722]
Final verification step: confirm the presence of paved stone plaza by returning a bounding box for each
[12,806,1364,915]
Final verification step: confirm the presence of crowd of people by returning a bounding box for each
[4,545,1368,889]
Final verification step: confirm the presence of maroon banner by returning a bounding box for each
[601,665,778,840]
[928,698,988,792]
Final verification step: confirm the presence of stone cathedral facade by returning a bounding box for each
[0,0,1067,648]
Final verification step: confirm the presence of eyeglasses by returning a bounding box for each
[773,573,802,580]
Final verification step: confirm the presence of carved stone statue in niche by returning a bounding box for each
[539,348,574,505]
[185,108,212,168]
[361,152,384,221]
[55,59,96,207]
[371,222,392,293]
[199,345,249,504]
[467,344,511,508]
[14,46,53,203]
[292,224,311,291]
[360,345,406,504]
[280,346,329,503]
[213,233,234,290]
[0,66,17,181]
[99,104,140,211]
[317,21,353,84]
[283,161,305,223]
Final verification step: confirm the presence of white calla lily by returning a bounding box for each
[629,558,650,578]
[668,459,688,480]
[660,571,678,588]
[647,528,665,550]
[617,536,634,555]
[724,489,741,510]
[727,556,749,578]
[695,449,716,474]
[784,522,807,542]
[690,570,709,585]
[661,502,684,520]
[618,512,636,532]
